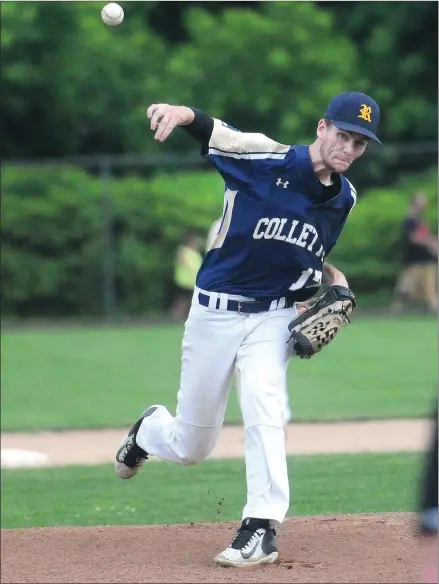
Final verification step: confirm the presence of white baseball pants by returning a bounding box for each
[136,287,298,524]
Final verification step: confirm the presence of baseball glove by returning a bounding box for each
[287,285,356,359]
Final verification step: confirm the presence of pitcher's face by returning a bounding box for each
[317,120,368,173]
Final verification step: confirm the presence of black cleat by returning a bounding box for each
[214,517,278,567]
[115,406,158,479]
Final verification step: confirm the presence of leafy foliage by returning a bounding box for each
[1,2,166,157]
[2,1,437,159]
[326,1,438,142]
[164,3,359,145]
[2,165,436,316]
[1,165,223,316]
[1,1,437,316]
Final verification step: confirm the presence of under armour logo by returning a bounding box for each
[276,178,289,188]
[357,104,372,123]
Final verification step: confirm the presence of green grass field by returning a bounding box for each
[1,318,431,534]
[1,316,437,431]
[1,452,421,529]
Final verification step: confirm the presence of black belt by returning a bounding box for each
[198,292,294,314]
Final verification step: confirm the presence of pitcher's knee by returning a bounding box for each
[241,389,284,429]
[180,441,214,465]
[182,454,204,466]
[174,425,219,465]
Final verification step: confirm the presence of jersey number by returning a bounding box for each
[289,268,322,291]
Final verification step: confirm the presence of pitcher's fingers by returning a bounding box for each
[150,108,165,131]
[146,104,160,119]
[155,114,176,142]
[154,111,171,139]
[158,122,177,142]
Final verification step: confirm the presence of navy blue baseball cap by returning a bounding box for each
[324,92,381,143]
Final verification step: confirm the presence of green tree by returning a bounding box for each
[1,1,166,157]
[323,1,438,142]
[2,1,436,162]
[163,2,361,146]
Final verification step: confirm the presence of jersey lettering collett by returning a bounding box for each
[196,119,357,301]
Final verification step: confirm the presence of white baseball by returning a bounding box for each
[101,3,124,26]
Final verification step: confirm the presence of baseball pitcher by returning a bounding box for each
[115,92,381,567]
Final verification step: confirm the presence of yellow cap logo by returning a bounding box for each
[358,105,372,123]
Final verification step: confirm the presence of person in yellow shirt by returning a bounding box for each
[171,231,203,320]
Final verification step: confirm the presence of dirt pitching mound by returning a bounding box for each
[1,419,430,468]
[1,513,423,583]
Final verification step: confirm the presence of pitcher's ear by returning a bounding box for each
[317,118,330,139]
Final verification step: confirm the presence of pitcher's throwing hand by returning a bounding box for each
[146,104,194,142]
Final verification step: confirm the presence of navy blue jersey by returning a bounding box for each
[197,119,357,301]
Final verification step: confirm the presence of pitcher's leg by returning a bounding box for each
[280,374,292,425]
[236,309,296,524]
[136,303,246,465]
[238,366,292,426]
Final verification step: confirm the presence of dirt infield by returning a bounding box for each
[2,513,424,583]
[0,418,430,468]
[2,420,429,583]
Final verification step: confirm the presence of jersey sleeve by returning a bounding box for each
[206,118,291,185]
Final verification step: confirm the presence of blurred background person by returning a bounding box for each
[171,230,202,320]
[392,193,438,314]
